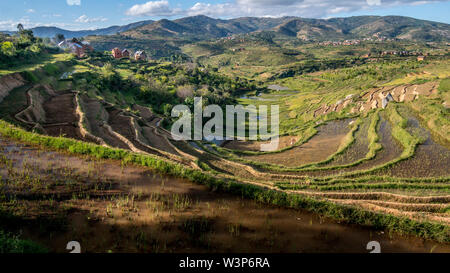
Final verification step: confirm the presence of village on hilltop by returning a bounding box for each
[57,38,147,61]
[111,47,147,61]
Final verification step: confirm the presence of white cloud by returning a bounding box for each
[75,15,108,23]
[67,0,81,6]
[124,0,443,19]
[187,3,242,17]
[0,18,75,31]
[27,9,36,13]
[125,1,180,17]
[0,20,20,31]
[367,0,382,6]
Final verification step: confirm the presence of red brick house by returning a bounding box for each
[80,41,93,52]
[122,49,130,58]
[112,48,122,59]
[72,44,85,58]
[64,39,93,58]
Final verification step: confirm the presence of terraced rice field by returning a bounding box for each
[243,119,352,167]
[42,91,82,139]
[0,67,449,247]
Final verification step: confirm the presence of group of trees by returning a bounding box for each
[0,24,52,68]
[74,53,257,116]
[135,63,256,114]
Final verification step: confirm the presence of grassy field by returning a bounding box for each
[0,53,73,77]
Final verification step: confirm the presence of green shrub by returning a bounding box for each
[0,230,47,253]
[21,71,38,83]
[43,63,59,76]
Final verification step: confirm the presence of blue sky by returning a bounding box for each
[0,0,449,31]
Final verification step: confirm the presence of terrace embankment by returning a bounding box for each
[224,136,301,152]
[0,85,32,123]
[1,137,448,253]
[130,106,179,154]
[373,108,450,178]
[78,95,129,149]
[326,117,370,166]
[106,108,179,159]
[42,91,83,139]
[243,119,352,167]
[15,85,48,127]
[141,126,179,155]
[0,73,26,103]
[279,116,403,177]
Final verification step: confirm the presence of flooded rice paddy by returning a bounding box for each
[243,119,352,167]
[373,107,450,178]
[1,137,448,253]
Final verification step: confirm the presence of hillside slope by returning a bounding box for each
[123,15,450,42]
[273,16,450,41]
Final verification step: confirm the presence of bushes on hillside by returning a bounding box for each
[0,29,56,69]
[0,230,47,253]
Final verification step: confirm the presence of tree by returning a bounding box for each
[15,24,35,45]
[55,34,65,43]
[1,41,15,56]
[17,24,24,33]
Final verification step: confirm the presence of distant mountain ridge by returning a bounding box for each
[122,15,300,40]
[1,15,449,42]
[123,15,450,42]
[0,20,154,38]
[272,16,450,41]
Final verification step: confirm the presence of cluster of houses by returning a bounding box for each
[219,34,248,43]
[319,40,362,46]
[111,47,147,61]
[318,36,394,47]
[57,39,93,58]
[56,40,149,61]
